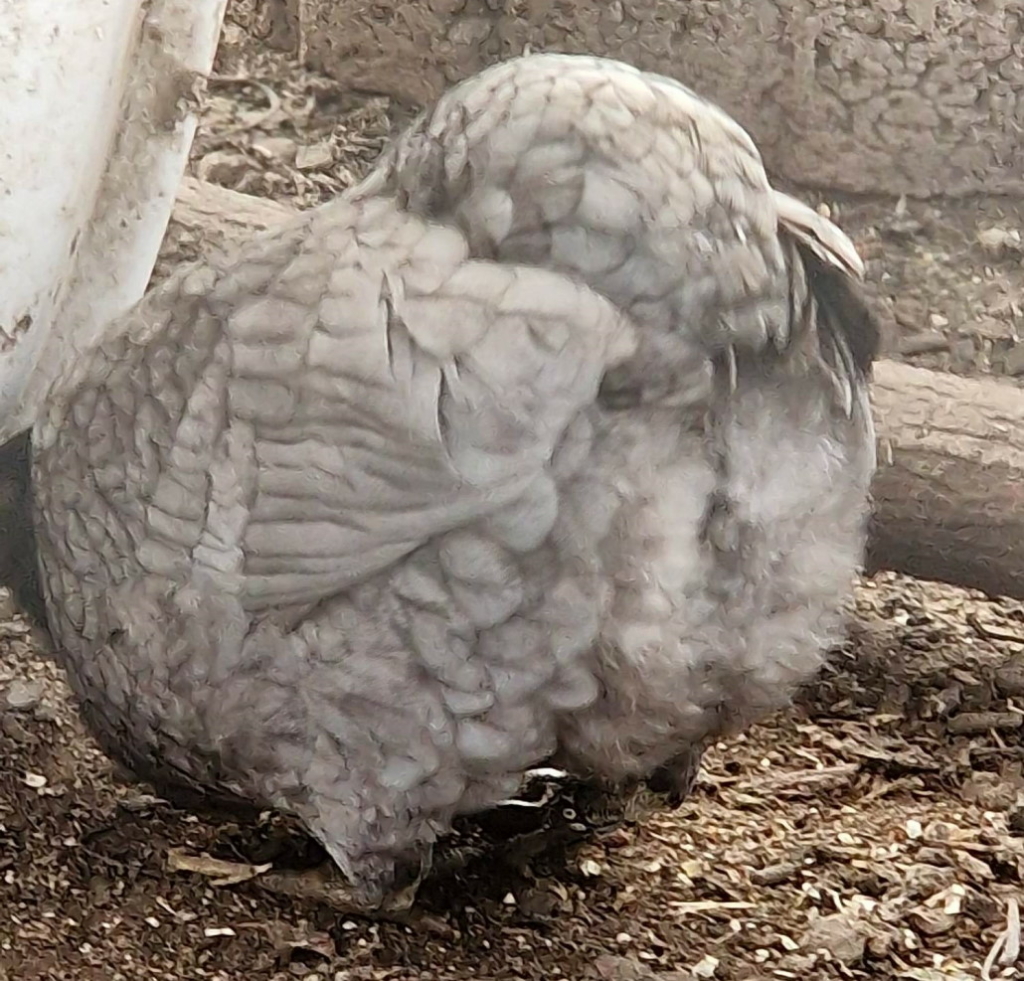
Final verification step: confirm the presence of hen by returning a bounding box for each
[18,53,878,911]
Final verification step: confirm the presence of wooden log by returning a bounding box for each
[294,0,1024,200]
[868,361,1024,600]
[155,176,293,278]
[166,178,1024,599]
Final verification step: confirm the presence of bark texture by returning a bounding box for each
[167,178,1024,600]
[156,177,292,276]
[868,361,1024,600]
[294,0,1024,199]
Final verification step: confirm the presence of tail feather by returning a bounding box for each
[774,191,865,280]
[775,191,880,384]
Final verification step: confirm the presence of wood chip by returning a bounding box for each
[4,680,42,710]
[750,853,809,886]
[800,913,867,966]
[946,712,1023,735]
[668,901,757,914]
[294,143,333,170]
[165,848,272,887]
[898,331,949,356]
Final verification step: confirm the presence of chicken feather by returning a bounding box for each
[27,53,878,909]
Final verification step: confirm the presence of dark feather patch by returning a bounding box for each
[0,430,47,629]
[797,242,881,375]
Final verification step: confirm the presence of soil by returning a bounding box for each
[4,9,1024,980]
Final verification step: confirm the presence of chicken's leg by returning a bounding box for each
[646,745,704,806]
[252,844,480,918]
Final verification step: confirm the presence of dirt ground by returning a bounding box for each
[4,13,1024,981]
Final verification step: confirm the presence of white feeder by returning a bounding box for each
[0,0,228,443]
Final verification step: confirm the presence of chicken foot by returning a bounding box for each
[646,745,705,807]
[251,845,481,920]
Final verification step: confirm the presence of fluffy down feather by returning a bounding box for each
[28,53,878,908]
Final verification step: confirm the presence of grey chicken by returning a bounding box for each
[15,53,878,911]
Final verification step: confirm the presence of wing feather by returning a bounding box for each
[37,194,635,614]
